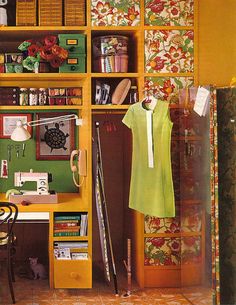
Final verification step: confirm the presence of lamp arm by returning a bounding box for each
[27,114,81,127]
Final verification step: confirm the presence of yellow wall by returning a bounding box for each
[198,1,236,86]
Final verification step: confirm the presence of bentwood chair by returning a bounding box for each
[0,202,18,304]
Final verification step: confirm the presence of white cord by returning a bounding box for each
[72,172,84,187]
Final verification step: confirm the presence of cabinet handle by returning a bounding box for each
[70,272,78,279]
[69,46,76,52]
[71,66,76,71]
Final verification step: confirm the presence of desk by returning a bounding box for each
[0,192,91,288]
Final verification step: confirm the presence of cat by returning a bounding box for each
[29,257,47,280]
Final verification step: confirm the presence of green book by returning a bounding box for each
[54,231,80,237]
[54,215,81,221]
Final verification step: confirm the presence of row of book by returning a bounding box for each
[53,214,88,237]
[54,241,88,260]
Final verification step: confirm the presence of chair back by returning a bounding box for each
[0,202,18,242]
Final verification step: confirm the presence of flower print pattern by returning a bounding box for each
[145,0,194,26]
[91,0,140,26]
[145,237,181,266]
[145,30,194,73]
[181,236,201,264]
[144,76,194,103]
[145,215,180,234]
[181,206,202,232]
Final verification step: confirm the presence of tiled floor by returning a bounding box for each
[0,265,212,305]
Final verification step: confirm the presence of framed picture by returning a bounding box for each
[0,113,32,139]
[36,112,75,160]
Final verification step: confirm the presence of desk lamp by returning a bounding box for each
[10,114,82,141]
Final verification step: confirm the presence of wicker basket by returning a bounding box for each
[64,0,86,26]
[16,0,37,26]
[39,0,63,26]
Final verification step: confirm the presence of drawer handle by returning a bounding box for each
[69,47,76,52]
[70,272,78,279]
[71,66,76,71]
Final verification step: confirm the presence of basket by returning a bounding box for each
[39,0,62,26]
[16,0,37,26]
[64,0,86,26]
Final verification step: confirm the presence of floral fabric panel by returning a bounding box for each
[144,215,180,234]
[181,236,201,264]
[91,0,140,26]
[144,76,194,103]
[145,237,181,266]
[181,205,202,232]
[145,30,194,73]
[145,0,194,26]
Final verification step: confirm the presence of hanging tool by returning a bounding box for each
[7,144,14,162]
[94,121,119,296]
[22,143,26,157]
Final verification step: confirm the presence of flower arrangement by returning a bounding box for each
[18,35,68,72]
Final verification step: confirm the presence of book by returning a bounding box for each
[54,215,81,221]
[54,232,80,237]
[54,223,80,229]
[54,219,80,224]
[80,214,88,236]
[54,228,80,233]
[71,252,88,260]
[54,241,88,248]
[54,248,71,260]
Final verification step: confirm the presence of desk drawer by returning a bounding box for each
[54,258,91,288]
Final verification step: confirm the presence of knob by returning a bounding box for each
[70,272,78,279]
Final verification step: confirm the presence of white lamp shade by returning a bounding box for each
[10,120,31,141]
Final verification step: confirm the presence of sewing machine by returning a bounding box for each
[14,169,52,195]
[9,169,58,204]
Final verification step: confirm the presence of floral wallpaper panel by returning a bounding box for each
[145,0,194,26]
[91,0,140,26]
[144,76,194,103]
[145,30,194,73]
[145,237,181,266]
[144,215,180,234]
[181,205,202,233]
[181,236,201,265]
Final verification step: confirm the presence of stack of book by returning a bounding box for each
[54,241,88,260]
[54,215,81,237]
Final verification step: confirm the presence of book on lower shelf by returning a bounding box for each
[53,213,88,237]
[54,241,88,260]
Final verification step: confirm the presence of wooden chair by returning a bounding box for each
[0,202,18,304]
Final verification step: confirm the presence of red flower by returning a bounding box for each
[51,45,68,60]
[150,237,165,248]
[147,0,165,14]
[50,56,64,68]
[165,46,186,64]
[149,56,166,71]
[183,237,196,247]
[27,44,39,57]
[150,217,161,229]
[160,79,175,96]
[171,65,178,73]
[170,240,180,252]
[44,35,57,47]
[124,5,139,23]
[185,31,194,40]
[40,46,54,61]
[171,7,179,16]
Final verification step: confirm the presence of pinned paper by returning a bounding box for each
[193,86,210,116]
[1,159,8,178]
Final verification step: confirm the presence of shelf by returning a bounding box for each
[53,236,88,242]
[92,105,129,110]
[0,193,88,213]
[91,73,139,78]
[0,73,87,81]
[144,232,202,238]
[0,106,83,110]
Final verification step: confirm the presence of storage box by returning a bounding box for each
[48,88,66,105]
[0,64,4,73]
[16,0,37,26]
[0,87,19,105]
[66,87,82,105]
[5,63,23,73]
[64,0,86,26]
[58,34,86,54]
[59,55,86,73]
[39,0,62,26]
[5,53,23,64]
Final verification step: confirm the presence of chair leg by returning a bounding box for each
[7,245,15,304]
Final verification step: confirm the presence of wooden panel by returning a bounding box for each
[54,258,92,288]
[144,267,181,287]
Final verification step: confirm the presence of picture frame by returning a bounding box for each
[0,113,32,139]
[36,112,75,160]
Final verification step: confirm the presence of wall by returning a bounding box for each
[198,1,236,86]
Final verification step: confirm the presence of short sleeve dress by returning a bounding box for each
[122,100,175,217]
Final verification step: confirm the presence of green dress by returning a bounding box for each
[122,100,175,217]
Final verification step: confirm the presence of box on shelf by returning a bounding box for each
[38,0,62,26]
[0,64,4,73]
[48,88,66,105]
[59,55,86,73]
[66,87,82,105]
[5,53,23,64]
[0,87,19,105]
[64,0,86,26]
[58,34,86,54]
[16,0,37,26]
[5,63,23,73]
